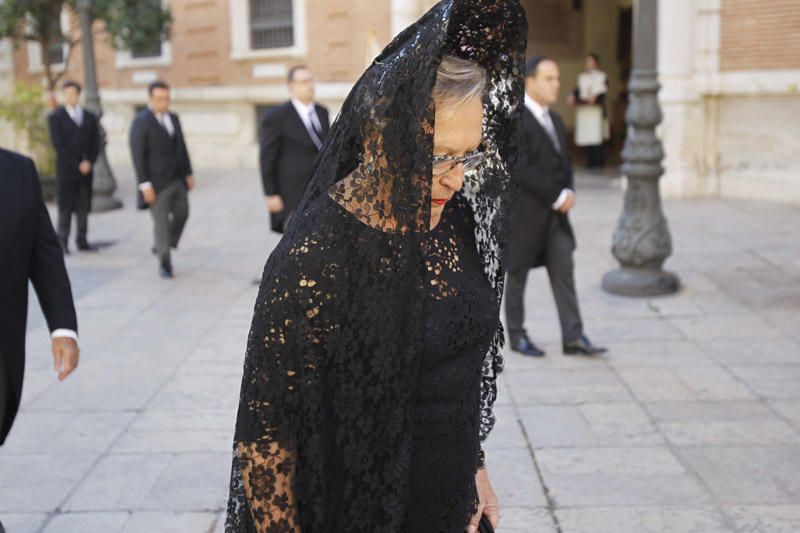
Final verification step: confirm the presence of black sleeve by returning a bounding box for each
[173,115,193,177]
[47,113,69,160]
[320,106,331,133]
[27,158,78,333]
[87,113,101,163]
[129,116,149,186]
[595,90,607,103]
[554,114,574,190]
[259,110,282,196]
[516,127,563,205]
[565,152,575,191]
[47,112,64,153]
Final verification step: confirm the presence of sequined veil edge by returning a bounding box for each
[225,1,527,531]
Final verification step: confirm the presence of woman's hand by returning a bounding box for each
[466,466,499,532]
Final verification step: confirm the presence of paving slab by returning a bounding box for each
[0,453,98,513]
[677,446,800,504]
[536,447,713,507]
[0,513,48,533]
[121,511,217,533]
[519,403,663,448]
[498,507,554,532]
[41,512,130,533]
[555,506,732,533]
[728,366,800,400]
[63,453,174,511]
[725,505,800,533]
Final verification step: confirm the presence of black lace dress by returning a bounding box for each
[405,198,499,532]
[225,1,527,531]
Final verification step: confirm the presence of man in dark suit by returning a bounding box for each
[505,56,606,357]
[0,148,80,446]
[47,80,100,254]
[260,65,330,232]
[129,80,195,278]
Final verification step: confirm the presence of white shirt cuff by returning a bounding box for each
[138,182,154,191]
[552,188,573,210]
[51,329,78,342]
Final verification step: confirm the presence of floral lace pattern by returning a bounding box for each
[404,197,499,532]
[226,1,526,531]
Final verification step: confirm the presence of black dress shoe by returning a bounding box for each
[159,265,174,279]
[77,241,99,252]
[511,336,546,357]
[563,335,607,356]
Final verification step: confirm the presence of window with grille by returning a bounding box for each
[250,0,294,50]
[47,41,65,65]
[132,39,163,59]
[45,19,65,65]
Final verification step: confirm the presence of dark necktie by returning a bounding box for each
[541,110,561,153]
[70,107,83,127]
[158,114,173,136]
[307,109,323,149]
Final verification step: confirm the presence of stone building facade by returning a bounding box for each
[659,0,800,203]
[0,0,394,169]
[0,0,798,204]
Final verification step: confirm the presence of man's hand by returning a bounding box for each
[558,190,576,213]
[186,175,195,191]
[466,466,499,532]
[51,337,79,381]
[78,160,92,175]
[266,195,284,214]
[142,186,157,205]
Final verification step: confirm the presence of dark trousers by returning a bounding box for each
[57,177,91,245]
[150,179,189,268]
[585,144,605,169]
[505,218,583,345]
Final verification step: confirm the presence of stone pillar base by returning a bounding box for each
[91,195,123,213]
[602,267,680,297]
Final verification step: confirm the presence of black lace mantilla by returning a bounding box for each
[226,1,527,531]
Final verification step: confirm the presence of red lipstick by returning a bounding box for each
[432,198,447,206]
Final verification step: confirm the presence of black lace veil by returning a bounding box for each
[226,1,526,530]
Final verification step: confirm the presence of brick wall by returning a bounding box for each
[720,0,800,71]
[308,0,391,82]
[12,0,392,91]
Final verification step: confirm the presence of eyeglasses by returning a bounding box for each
[432,148,485,176]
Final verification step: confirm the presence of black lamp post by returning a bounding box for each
[602,0,679,296]
[77,0,122,212]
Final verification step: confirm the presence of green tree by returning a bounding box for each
[0,0,171,92]
[0,82,56,179]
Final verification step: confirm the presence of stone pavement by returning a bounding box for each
[1,167,799,533]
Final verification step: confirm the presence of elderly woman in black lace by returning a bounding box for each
[226,1,527,532]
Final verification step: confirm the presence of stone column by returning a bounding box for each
[602,0,679,296]
[390,0,420,37]
[77,0,122,212]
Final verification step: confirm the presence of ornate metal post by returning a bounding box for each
[77,0,122,212]
[602,0,679,296]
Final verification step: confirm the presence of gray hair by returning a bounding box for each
[433,55,487,110]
